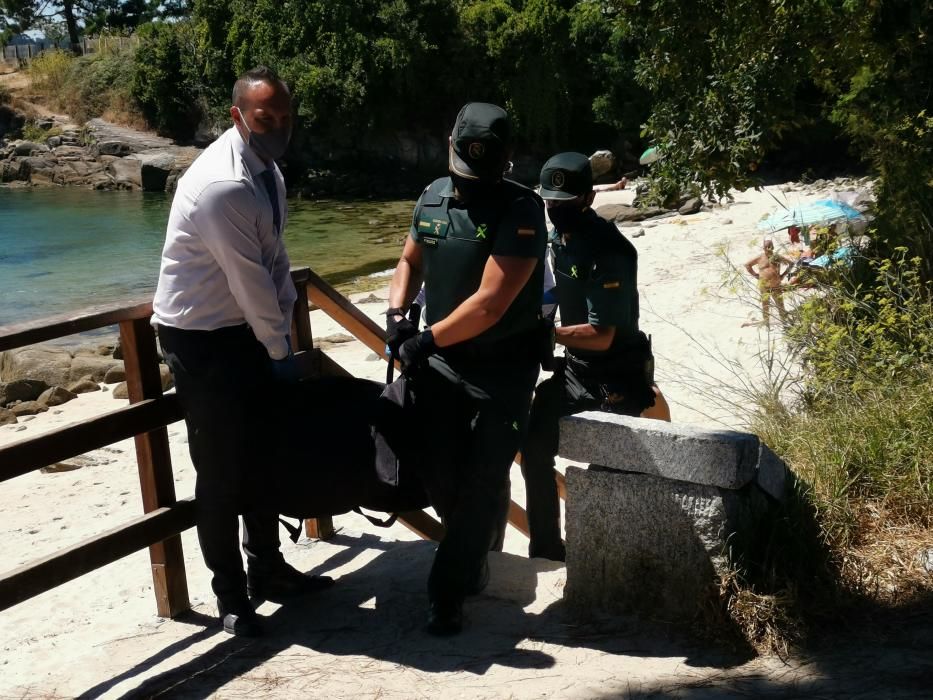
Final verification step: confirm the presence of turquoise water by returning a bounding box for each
[0,187,414,327]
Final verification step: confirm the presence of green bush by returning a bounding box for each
[786,249,933,400]
[26,50,75,99]
[20,122,62,142]
[59,46,141,124]
[132,21,202,139]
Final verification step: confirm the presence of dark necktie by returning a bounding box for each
[259,169,281,234]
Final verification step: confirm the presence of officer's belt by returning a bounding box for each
[438,328,540,364]
[566,332,652,377]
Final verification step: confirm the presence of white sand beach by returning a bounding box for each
[5,179,923,700]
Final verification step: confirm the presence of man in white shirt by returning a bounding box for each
[153,66,332,637]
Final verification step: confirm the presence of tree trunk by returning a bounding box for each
[62,0,81,55]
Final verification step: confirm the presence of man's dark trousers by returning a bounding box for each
[415,354,538,606]
[157,323,284,609]
[522,358,651,559]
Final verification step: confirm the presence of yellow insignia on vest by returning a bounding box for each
[475,224,488,239]
[603,281,621,289]
[418,220,432,230]
[517,226,536,236]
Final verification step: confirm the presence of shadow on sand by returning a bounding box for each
[77,531,754,699]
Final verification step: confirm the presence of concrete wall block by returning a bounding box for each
[757,443,788,501]
[559,411,760,490]
[564,466,768,618]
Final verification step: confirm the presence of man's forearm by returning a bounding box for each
[430,291,505,347]
[556,323,616,352]
[388,258,423,312]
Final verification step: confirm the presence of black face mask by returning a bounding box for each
[450,173,499,203]
[547,204,588,231]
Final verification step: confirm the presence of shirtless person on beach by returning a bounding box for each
[744,238,790,327]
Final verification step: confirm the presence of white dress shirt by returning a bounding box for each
[152,126,296,360]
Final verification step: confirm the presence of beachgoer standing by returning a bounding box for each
[152,66,332,638]
[520,152,657,562]
[385,102,547,635]
[745,238,790,328]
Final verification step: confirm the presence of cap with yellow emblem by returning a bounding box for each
[449,102,512,182]
[538,152,593,201]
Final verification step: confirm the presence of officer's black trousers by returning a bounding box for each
[158,324,285,609]
[522,360,650,559]
[415,356,538,606]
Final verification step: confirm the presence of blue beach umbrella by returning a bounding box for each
[757,199,866,231]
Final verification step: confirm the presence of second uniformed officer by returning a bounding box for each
[522,152,656,562]
[386,103,547,635]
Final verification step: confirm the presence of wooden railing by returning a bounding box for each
[0,268,447,617]
[0,267,538,618]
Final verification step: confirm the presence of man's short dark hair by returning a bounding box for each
[232,65,288,106]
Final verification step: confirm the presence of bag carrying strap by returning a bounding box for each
[278,517,304,544]
[352,507,399,528]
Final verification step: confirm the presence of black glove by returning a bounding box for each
[385,307,418,355]
[398,329,437,375]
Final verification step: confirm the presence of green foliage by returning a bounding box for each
[608,0,823,202]
[787,248,933,400]
[60,45,139,123]
[20,122,62,141]
[0,83,11,105]
[26,48,75,96]
[129,0,644,155]
[754,375,933,553]
[132,21,203,139]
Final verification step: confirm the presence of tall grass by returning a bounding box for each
[705,242,933,653]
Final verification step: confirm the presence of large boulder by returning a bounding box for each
[10,400,48,417]
[108,157,142,189]
[68,354,123,383]
[589,150,616,180]
[13,140,49,157]
[128,151,176,192]
[0,407,16,425]
[0,346,122,386]
[94,140,135,157]
[67,377,102,394]
[0,379,50,406]
[38,386,77,407]
[595,203,667,223]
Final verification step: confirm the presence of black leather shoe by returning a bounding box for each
[247,561,334,602]
[466,558,490,596]
[218,600,263,637]
[426,599,463,636]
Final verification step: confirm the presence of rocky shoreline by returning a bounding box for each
[0,117,201,191]
[0,339,175,426]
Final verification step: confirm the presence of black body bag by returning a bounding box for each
[262,375,429,521]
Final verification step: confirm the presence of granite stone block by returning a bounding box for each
[559,412,760,490]
[564,467,768,617]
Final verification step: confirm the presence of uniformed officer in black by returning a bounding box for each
[385,103,547,635]
[522,152,655,562]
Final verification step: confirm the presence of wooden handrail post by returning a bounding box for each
[290,269,336,541]
[120,318,190,617]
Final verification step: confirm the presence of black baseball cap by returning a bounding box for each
[539,152,593,200]
[449,102,511,182]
